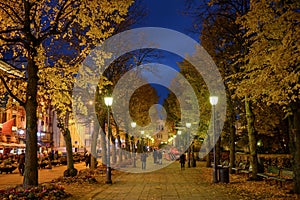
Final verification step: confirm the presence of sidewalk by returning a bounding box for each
[81,161,244,200]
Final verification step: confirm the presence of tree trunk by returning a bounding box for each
[137,139,142,153]
[57,112,77,177]
[125,132,131,159]
[229,123,236,174]
[101,127,107,166]
[63,128,76,174]
[228,97,236,174]
[206,134,211,167]
[245,98,258,179]
[290,103,300,198]
[111,135,117,164]
[192,142,196,167]
[90,120,99,170]
[116,126,122,163]
[23,57,39,188]
[216,138,221,166]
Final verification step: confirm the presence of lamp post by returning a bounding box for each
[210,96,218,183]
[186,122,191,168]
[104,96,113,184]
[131,122,137,167]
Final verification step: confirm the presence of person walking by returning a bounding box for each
[179,154,186,170]
[157,150,163,165]
[18,150,25,175]
[153,149,157,164]
[141,152,147,170]
[84,151,91,168]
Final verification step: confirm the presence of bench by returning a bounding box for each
[277,169,293,188]
[231,162,251,176]
[257,166,289,186]
[240,167,252,177]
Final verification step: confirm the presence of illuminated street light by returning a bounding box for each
[104,96,113,184]
[210,96,218,183]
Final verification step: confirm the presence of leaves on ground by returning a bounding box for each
[199,162,295,200]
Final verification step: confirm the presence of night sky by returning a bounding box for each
[131,0,199,105]
[138,0,196,37]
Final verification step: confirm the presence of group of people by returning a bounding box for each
[0,151,25,175]
[140,149,164,170]
[153,149,163,165]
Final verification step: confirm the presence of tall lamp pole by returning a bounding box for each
[210,96,218,183]
[186,122,191,168]
[131,122,137,167]
[104,96,113,184]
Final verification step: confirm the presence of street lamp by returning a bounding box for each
[131,122,137,167]
[210,96,218,183]
[186,122,191,168]
[104,96,113,184]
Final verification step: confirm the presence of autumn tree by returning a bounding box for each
[75,1,149,169]
[99,50,160,164]
[168,59,211,166]
[0,0,133,187]
[186,0,251,173]
[235,0,300,195]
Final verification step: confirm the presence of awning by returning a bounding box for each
[1,118,15,135]
[0,142,25,148]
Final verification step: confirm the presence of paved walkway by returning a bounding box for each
[0,162,86,189]
[81,161,243,200]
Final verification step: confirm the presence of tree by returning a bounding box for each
[0,0,133,188]
[82,0,148,169]
[163,57,210,168]
[235,0,300,195]
[187,0,251,172]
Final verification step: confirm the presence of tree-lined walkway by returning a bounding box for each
[82,161,244,200]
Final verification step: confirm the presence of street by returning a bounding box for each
[0,162,86,190]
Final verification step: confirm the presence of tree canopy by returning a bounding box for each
[0,0,134,187]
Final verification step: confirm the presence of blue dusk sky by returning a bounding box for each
[138,0,197,39]
[131,0,200,104]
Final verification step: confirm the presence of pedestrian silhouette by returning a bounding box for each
[18,150,25,175]
[141,152,147,170]
[157,150,163,165]
[179,154,186,170]
[84,151,91,168]
[153,149,157,164]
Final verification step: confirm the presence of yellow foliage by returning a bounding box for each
[0,0,134,119]
[235,0,300,107]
